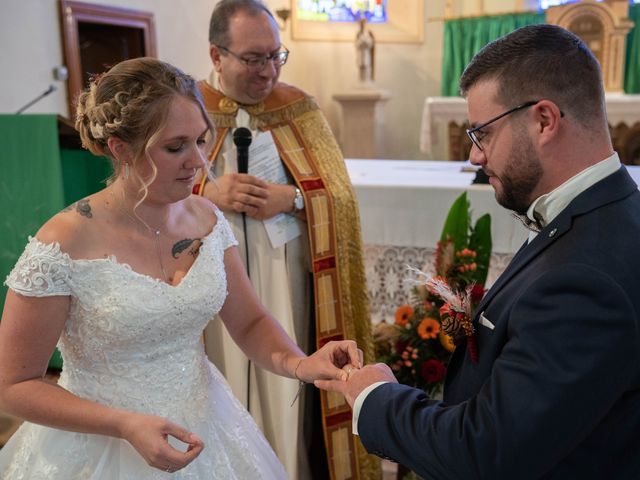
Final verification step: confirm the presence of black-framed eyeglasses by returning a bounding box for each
[466,100,539,152]
[216,45,289,72]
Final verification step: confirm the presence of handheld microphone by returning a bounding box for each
[16,85,57,114]
[231,127,254,410]
[233,127,253,174]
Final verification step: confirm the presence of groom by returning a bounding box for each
[318,24,640,479]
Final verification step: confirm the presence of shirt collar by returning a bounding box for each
[526,152,621,240]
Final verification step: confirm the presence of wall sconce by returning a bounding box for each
[275,8,291,31]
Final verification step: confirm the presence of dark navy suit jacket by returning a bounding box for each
[358,168,640,479]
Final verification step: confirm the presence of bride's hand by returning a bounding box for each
[295,340,362,383]
[119,412,204,473]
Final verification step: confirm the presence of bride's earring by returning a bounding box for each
[124,162,130,180]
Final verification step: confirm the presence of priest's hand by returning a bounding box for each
[249,183,301,220]
[315,363,397,408]
[203,173,268,216]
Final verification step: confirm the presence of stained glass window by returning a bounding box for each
[296,0,388,23]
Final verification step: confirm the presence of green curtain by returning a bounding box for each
[60,148,112,206]
[0,115,111,370]
[0,115,65,308]
[0,115,66,368]
[442,5,640,96]
[625,4,640,94]
[441,13,545,96]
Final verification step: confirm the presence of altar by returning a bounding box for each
[347,159,640,323]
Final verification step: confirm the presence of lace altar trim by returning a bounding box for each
[364,244,514,323]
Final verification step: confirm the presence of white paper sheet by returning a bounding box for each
[224,131,301,249]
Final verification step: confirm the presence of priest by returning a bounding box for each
[194,1,377,479]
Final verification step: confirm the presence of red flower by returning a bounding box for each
[421,359,446,383]
[470,284,485,304]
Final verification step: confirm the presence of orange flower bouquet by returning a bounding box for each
[373,192,492,395]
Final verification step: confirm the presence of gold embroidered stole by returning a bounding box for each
[196,81,379,480]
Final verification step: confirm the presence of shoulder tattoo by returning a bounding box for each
[76,198,93,218]
[62,198,92,218]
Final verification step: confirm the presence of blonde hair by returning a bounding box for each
[75,57,214,206]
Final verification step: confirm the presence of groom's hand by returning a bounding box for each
[315,363,397,407]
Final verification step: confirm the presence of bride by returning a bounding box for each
[0,57,359,479]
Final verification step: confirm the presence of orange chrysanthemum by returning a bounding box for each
[417,317,440,339]
[394,305,414,326]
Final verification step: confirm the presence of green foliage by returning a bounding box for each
[440,192,470,253]
[374,192,493,394]
[469,213,492,286]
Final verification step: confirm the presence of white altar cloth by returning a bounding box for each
[347,159,528,254]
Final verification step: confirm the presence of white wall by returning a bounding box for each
[0,0,525,160]
[0,0,213,118]
[272,1,448,160]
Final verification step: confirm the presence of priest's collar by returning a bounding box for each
[207,72,265,117]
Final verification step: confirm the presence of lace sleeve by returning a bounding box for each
[4,236,72,297]
[214,208,239,250]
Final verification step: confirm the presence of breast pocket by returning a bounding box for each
[478,311,495,331]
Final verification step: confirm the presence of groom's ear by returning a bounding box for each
[532,99,563,148]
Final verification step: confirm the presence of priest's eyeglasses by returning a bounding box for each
[466,100,539,152]
[216,45,290,72]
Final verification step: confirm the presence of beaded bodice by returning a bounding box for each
[5,211,237,421]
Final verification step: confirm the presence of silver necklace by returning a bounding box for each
[110,190,170,283]
[152,227,169,282]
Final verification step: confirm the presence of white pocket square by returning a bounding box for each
[478,312,495,330]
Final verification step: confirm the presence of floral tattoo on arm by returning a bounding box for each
[172,239,201,258]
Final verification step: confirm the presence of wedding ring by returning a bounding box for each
[344,366,354,377]
[165,465,172,473]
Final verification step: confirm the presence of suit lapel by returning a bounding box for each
[474,167,637,317]
[474,215,570,315]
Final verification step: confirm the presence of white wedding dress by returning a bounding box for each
[0,210,287,479]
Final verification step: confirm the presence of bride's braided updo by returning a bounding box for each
[75,57,212,180]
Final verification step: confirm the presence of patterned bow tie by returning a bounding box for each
[512,212,543,233]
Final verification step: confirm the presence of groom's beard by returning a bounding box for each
[494,129,542,215]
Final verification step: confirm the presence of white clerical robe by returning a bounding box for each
[203,107,312,480]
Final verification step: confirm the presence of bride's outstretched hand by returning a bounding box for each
[294,340,362,383]
[120,412,204,473]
